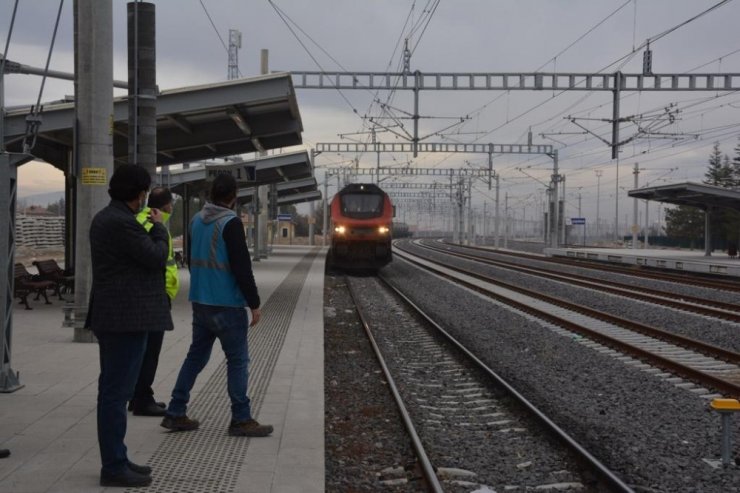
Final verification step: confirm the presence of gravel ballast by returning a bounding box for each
[377,256,740,492]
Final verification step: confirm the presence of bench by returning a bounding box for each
[14,263,54,310]
[32,259,74,300]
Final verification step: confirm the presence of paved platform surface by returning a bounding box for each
[0,245,326,493]
[545,246,740,277]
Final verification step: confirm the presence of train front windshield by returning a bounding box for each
[340,193,384,219]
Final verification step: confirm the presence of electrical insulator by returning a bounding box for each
[643,49,652,76]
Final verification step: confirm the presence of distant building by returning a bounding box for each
[23,205,56,217]
[16,213,65,248]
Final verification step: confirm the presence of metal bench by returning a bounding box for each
[32,259,74,300]
[14,263,54,310]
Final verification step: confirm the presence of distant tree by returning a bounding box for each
[46,197,65,216]
[704,142,733,186]
[733,135,740,180]
[664,205,704,248]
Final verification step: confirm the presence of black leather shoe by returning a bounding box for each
[128,461,151,475]
[0,449,9,459]
[100,468,152,487]
[132,402,167,417]
[156,401,166,409]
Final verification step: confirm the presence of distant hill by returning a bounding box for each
[18,191,65,207]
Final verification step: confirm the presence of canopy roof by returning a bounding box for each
[4,72,303,170]
[628,182,740,212]
[159,150,318,205]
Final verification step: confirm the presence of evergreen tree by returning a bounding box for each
[734,136,740,187]
[664,205,704,248]
[703,142,732,186]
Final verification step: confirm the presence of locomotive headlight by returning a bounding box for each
[378,226,390,234]
[334,225,346,234]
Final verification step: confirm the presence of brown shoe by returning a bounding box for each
[228,419,273,437]
[160,414,199,432]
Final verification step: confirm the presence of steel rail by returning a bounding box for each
[419,240,740,323]
[394,245,740,396]
[445,241,740,293]
[345,277,444,493]
[375,274,635,493]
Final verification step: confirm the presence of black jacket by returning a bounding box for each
[88,200,173,333]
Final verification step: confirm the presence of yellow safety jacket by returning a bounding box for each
[137,206,180,300]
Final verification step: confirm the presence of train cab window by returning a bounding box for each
[340,193,383,218]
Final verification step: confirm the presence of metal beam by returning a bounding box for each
[291,71,740,92]
[380,182,449,189]
[2,56,128,89]
[315,142,553,155]
[335,167,491,177]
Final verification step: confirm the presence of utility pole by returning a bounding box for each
[550,150,559,248]
[483,201,487,243]
[644,199,649,249]
[72,0,114,343]
[466,177,472,245]
[595,169,603,241]
[0,1,22,391]
[615,157,620,243]
[504,192,509,249]
[494,173,500,248]
[256,49,269,260]
[560,174,566,246]
[127,2,157,180]
[632,162,639,249]
[322,177,328,246]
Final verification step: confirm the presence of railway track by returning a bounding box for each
[345,274,633,492]
[441,240,740,293]
[416,239,740,323]
[393,243,740,397]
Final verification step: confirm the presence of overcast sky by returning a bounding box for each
[4,0,740,232]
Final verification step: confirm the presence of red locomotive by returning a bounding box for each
[329,183,394,269]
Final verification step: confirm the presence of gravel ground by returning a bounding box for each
[436,240,740,305]
[409,241,740,354]
[377,256,740,493]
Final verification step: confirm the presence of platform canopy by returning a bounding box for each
[628,182,740,212]
[159,150,316,205]
[3,72,303,170]
[236,176,320,205]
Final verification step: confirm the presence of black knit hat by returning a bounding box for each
[108,164,151,201]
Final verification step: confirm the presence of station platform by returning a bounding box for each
[545,246,740,277]
[0,245,326,493]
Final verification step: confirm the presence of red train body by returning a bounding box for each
[329,183,393,269]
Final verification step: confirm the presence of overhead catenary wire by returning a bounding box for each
[0,0,20,95]
[23,0,64,154]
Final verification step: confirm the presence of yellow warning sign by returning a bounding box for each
[82,168,107,185]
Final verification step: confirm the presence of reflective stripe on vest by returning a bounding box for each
[188,212,246,307]
[137,207,180,300]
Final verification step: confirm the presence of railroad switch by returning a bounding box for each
[710,398,740,467]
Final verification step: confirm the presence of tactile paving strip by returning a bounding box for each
[130,249,320,493]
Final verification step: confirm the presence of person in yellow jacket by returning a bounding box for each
[129,187,180,416]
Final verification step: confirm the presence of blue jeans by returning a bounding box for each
[95,331,148,475]
[167,304,252,422]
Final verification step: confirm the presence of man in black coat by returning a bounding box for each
[88,165,173,488]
